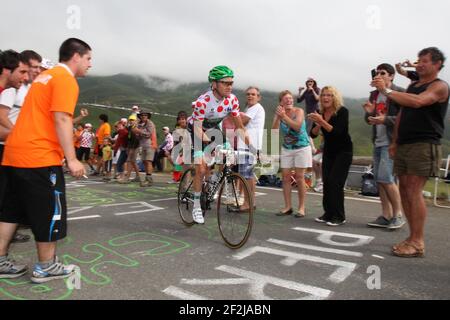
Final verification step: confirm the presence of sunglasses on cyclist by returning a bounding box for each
[218,80,234,86]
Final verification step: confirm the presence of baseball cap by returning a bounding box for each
[85,123,92,128]
[128,114,137,121]
[162,126,170,132]
[41,58,55,70]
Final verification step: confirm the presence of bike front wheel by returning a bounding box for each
[216,172,254,249]
[177,168,196,226]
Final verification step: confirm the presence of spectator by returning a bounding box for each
[92,114,111,176]
[297,77,320,134]
[154,126,174,172]
[273,90,312,218]
[372,47,449,257]
[170,111,191,183]
[364,63,405,230]
[136,112,157,187]
[234,86,266,212]
[312,135,324,192]
[73,123,84,155]
[309,86,353,226]
[102,138,113,181]
[76,123,96,173]
[113,121,128,180]
[0,37,91,282]
[118,114,141,184]
[0,50,34,243]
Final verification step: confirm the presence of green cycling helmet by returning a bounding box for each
[208,65,234,82]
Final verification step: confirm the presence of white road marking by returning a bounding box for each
[216,265,331,300]
[293,227,375,247]
[232,246,357,284]
[68,215,101,221]
[68,206,93,215]
[96,202,164,216]
[163,286,209,300]
[267,238,363,257]
[150,197,178,202]
[372,255,385,260]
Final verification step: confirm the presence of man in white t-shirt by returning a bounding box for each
[0,50,41,243]
[236,86,266,211]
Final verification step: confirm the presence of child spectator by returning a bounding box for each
[102,137,113,181]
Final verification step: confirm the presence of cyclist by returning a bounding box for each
[188,65,249,224]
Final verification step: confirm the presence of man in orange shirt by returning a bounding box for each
[92,113,111,175]
[0,38,91,283]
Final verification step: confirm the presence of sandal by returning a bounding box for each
[276,208,293,216]
[294,211,305,218]
[392,241,425,258]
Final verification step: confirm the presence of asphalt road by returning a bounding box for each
[1,173,449,300]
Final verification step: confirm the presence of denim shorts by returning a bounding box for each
[237,153,255,180]
[373,146,395,184]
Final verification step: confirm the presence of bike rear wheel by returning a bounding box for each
[216,172,253,249]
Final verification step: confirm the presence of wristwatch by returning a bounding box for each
[384,88,393,96]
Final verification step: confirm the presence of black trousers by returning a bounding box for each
[322,151,353,222]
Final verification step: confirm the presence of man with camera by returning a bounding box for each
[372,47,449,258]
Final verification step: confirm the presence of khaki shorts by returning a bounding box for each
[141,147,155,162]
[126,148,138,162]
[394,142,441,177]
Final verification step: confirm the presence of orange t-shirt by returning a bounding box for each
[96,123,111,146]
[2,65,79,168]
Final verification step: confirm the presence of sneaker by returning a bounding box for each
[0,256,28,279]
[367,216,391,228]
[131,176,141,182]
[313,183,323,193]
[192,207,204,224]
[167,179,178,184]
[140,180,150,187]
[315,215,329,223]
[146,175,154,185]
[11,232,31,243]
[388,216,406,230]
[117,178,130,184]
[326,219,346,226]
[30,257,78,284]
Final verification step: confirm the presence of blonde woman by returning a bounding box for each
[273,90,312,218]
[308,86,353,226]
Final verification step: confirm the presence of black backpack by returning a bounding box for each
[361,172,379,197]
[257,175,282,188]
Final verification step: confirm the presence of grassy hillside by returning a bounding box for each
[76,74,449,156]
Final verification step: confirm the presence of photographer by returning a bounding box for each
[297,77,320,134]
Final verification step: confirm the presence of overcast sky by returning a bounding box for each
[2,0,449,98]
